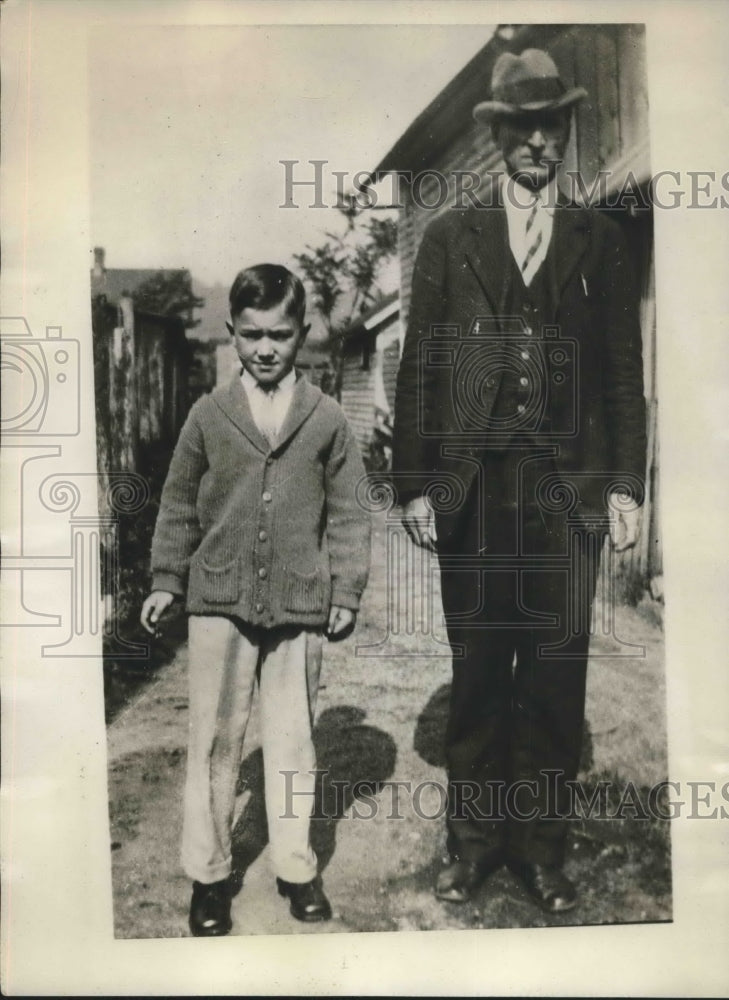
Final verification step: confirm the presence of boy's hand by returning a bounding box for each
[140,591,176,635]
[325,605,356,642]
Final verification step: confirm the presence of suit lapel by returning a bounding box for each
[462,200,510,318]
[550,197,591,301]
[461,182,592,318]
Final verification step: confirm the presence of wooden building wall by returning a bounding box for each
[92,296,189,506]
[340,316,401,456]
[382,339,401,415]
[340,347,377,453]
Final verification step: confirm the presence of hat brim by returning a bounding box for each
[473,87,587,124]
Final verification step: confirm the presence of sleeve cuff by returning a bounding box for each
[152,572,186,597]
[330,587,362,612]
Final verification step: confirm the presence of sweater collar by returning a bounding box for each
[215,371,322,454]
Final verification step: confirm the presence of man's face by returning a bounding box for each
[495,110,570,190]
[229,302,306,387]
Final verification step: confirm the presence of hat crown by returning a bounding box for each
[493,49,560,91]
[472,47,587,123]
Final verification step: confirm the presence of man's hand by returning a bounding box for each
[402,495,437,552]
[608,491,642,552]
[140,590,175,635]
[325,605,356,641]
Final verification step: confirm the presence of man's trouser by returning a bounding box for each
[438,449,606,868]
[182,614,323,885]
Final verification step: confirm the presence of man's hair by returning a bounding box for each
[229,263,306,326]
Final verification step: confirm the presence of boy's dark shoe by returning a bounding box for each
[276,876,332,922]
[509,860,577,914]
[189,878,233,936]
[435,852,502,903]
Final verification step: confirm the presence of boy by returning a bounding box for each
[140,264,371,936]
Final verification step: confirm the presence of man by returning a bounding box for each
[393,49,646,913]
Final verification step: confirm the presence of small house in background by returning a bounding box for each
[90,248,192,497]
[372,23,659,593]
[90,246,214,412]
[91,249,196,635]
[339,291,401,467]
[91,293,190,484]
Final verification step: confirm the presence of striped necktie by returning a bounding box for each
[521,194,543,279]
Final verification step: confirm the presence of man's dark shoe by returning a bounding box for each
[509,861,577,914]
[189,878,233,937]
[435,856,500,903]
[276,876,332,922]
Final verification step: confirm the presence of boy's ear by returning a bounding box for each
[225,320,234,336]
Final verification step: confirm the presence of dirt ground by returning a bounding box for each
[107,511,671,938]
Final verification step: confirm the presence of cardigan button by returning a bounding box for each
[258,530,268,541]
[258,567,268,579]
[255,602,264,613]
[262,491,272,502]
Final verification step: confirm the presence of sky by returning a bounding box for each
[89,23,495,290]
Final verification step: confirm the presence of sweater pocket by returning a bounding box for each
[198,555,240,604]
[283,568,327,613]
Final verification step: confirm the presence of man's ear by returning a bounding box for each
[225,320,234,336]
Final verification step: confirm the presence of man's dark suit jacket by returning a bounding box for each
[393,191,647,540]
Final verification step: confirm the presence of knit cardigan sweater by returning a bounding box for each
[151,373,371,628]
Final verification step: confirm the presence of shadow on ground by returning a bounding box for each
[413,681,595,772]
[104,604,188,723]
[231,705,397,888]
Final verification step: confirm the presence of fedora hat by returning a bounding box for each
[473,48,587,123]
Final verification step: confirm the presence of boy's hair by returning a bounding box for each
[229,264,306,327]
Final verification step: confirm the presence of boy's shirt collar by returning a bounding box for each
[240,368,297,442]
[240,368,297,395]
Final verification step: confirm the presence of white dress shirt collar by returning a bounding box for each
[240,368,297,396]
[502,174,560,216]
[240,368,297,441]
[502,175,560,285]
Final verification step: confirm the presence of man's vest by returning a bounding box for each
[487,250,556,446]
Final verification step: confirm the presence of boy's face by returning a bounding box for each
[229,303,307,388]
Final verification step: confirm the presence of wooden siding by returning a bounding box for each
[340,353,376,452]
[92,296,189,512]
[382,339,401,415]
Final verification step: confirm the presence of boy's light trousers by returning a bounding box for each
[182,614,322,885]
